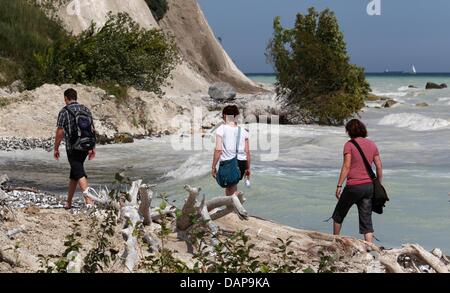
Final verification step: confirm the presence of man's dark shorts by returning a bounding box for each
[332,183,374,234]
[67,150,89,180]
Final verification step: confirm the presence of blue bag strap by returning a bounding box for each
[235,127,241,158]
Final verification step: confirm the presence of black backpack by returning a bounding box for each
[65,105,96,151]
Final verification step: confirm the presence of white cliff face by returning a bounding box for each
[58,0,158,34]
[0,0,271,140]
[160,0,260,93]
[56,0,260,94]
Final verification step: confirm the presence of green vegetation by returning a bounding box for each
[38,224,82,273]
[0,97,9,108]
[267,7,370,125]
[1,1,178,96]
[0,58,19,86]
[145,0,169,21]
[0,0,66,85]
[27,13,179,95]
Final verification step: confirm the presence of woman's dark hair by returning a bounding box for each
[345,119,368,138]
[222,105,240,117]
[64,88,78,101]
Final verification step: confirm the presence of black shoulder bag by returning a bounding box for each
[350,140,389,214]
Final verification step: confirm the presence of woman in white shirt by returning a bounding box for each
[211,105,251,196]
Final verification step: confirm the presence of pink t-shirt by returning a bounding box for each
[343,137,380,187]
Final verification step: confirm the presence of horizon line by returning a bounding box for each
[245,72,450,75]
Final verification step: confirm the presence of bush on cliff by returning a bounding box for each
[267,7,370,125]
[145,0,169,21]
[26,12,180,95]
[0,0,66,85]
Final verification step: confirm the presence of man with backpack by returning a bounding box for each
[54,88,97,209]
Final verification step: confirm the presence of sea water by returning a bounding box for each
[1,73,450,252]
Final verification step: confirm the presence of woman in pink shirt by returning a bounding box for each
[332,119,383,243]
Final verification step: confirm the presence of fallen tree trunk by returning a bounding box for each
[138,186,152,226]
[177,187,249,232]
[177,185,201,231]
[380,244,450,273]
[206,193,248,219]
[175,186,250,252]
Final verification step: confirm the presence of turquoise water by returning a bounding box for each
[159,73,450,252]
[1,73,450,252]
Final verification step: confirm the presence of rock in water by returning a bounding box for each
[114,133,134,144]
[208,82,237,102]
[416,102,429,107]
[440,83,448,89]
[383,99,398,108]
[366,94,382,101]
[96,133,111,145]
[426,82,445,89]
[408,85,417,88]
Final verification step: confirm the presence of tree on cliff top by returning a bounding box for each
[267,7,369,125]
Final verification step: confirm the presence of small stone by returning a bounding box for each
[24,205,40,215]
[8,80,25,93]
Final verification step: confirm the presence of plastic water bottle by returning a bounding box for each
[245,179,251,188]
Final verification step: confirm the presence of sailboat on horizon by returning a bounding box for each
[410,65,417,74]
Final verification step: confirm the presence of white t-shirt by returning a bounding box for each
[216,124,249,161]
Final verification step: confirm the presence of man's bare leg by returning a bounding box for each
[79,177,94,205]
[65,179,78,209]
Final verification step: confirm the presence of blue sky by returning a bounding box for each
[198,0,450,73]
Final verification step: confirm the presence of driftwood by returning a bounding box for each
[120,180,142,272]
[380,244,450,273]
[177,185,202,231]
[176,185,249,250]
[207,193,248,220]
[177,186,248,232]
[82,180,162,272]
[4,187,40,193]
[138,186,152,226]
